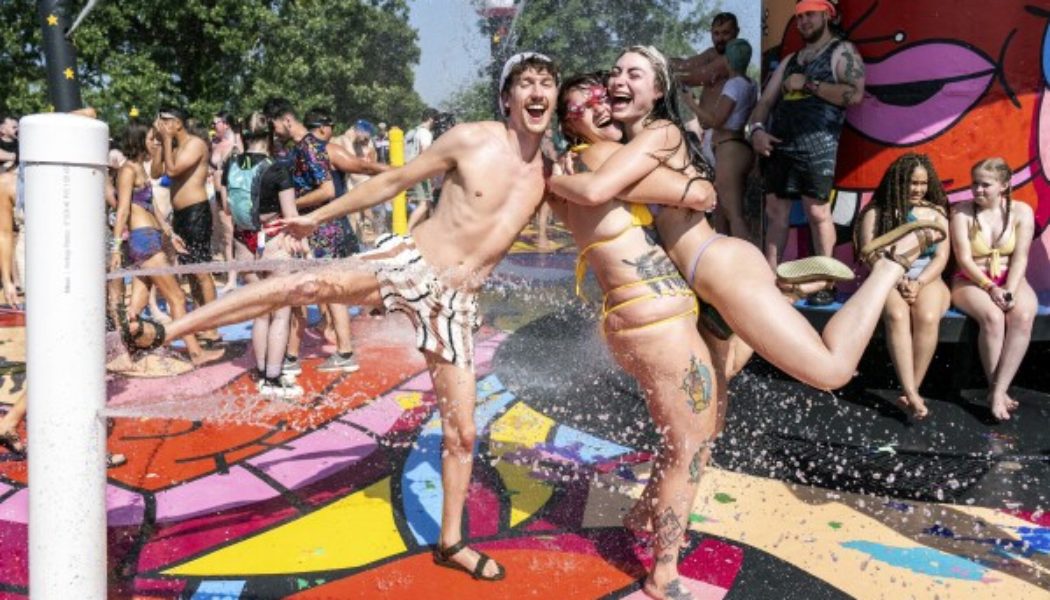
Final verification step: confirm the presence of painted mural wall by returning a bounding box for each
[762,0,1050,293]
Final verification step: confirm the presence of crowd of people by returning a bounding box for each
[0,1,1041,598]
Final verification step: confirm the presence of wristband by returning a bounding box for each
[979,277,994,291]
[804,78,821,94]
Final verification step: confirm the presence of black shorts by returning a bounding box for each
[173,201,213,264]
[762,131,839,203]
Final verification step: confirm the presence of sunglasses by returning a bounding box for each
[564,85,608,121]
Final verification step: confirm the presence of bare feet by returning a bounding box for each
[536,238,556,253]
[896,393,929,420]
[643,575,695,600]
[189,347,225,367]
[989,392,1015,421]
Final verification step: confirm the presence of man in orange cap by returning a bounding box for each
[745,0,864,306]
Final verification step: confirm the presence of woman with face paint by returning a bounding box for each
[551,71,720,600]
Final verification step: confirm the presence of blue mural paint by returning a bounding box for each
[1042,21,1050,87]
[400,374,516,545]
[841,541,988,581]
[191,580,246,599]
[551,425,631,464]
[1017,527,1050,555]
[924,524,1049,558]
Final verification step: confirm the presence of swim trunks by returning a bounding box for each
[360,234,479,370]
[172,201,213,264]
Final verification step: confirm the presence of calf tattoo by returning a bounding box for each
[681,356,713,414]
[654,506,684,548]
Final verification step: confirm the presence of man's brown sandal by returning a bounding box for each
[432,540,506,582]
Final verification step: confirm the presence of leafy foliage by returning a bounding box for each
[453,0,722,120]
[0,0,425,128]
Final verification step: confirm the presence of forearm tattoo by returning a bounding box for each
[681,356,713,414]
[654,506,684,548]
[622,250,687,295]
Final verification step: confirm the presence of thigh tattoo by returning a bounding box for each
[681,355,713,414]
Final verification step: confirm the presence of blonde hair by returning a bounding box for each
[971,156,1013,243]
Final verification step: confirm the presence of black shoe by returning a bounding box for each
[805,288,836,307]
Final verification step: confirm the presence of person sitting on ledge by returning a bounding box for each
[949,157,1037,421]
[854,153,951,420]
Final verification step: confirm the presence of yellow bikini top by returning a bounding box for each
[568,143,655,298]
[969,215,1017,279]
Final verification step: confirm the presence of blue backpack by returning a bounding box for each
[227,154,272,231]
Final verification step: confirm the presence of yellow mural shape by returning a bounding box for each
[396,391,423,410]
[164,478,407,576]
[489,403,555,526]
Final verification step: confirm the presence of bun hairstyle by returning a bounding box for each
[971,156,1014,243]
[242,112,270,141]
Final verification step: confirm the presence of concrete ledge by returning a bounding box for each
[794,299,1050,342]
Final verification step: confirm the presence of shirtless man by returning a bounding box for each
[669,12,738,164]
[151,106,221,342]
[129,52,560,581]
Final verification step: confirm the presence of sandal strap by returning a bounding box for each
[473,553,490,579]
[436,539,468,561]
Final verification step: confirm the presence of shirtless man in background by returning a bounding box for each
[151,106,221,343]
[669,12,739,164]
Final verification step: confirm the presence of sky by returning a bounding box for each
[408,0,763,108]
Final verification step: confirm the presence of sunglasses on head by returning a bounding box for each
[565,85,608,121]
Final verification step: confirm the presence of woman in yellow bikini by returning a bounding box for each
[550,71,721,600]
[950,157,1037,421]
[549,45,946,397]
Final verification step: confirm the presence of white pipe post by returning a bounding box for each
[21,113,109,600]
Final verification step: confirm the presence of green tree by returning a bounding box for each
[245,0,425,130]
[459,0,722,119]
[0,1,425,128]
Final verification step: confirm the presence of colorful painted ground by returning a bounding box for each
[0,226,1047,599]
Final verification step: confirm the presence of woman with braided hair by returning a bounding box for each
[855,153,951,419]
[950,157,1037,421]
